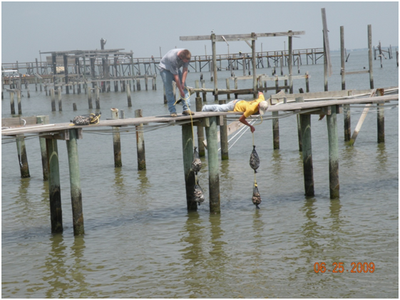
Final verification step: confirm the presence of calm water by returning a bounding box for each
[2,50,398,297]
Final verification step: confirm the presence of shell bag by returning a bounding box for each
[71,112,101,125]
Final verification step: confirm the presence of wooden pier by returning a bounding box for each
[2,88,398,235]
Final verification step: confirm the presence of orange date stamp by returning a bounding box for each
[314,262,375,273]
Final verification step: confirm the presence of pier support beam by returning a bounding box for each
[272,111,280,150]
[16,134,30,178]
[46,138,63,233]
[66,129,84,235]
[182,124,197,211]
[111,108,122,167]
[299,113,314,197]
[219,100,229,160]
[135,109,146,170]
[37,115,49,181]
[205,117,220,214]
[195,96,206,157]
[377,88,385,143]
[327,105,340,199]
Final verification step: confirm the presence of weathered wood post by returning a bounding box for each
[51,88,56,111]
[135,109,146,170]
[195,96,206,157]
[127,82,132,107]
[341,27,351,142]
[111,108,122,167]
[205,116,220,214]
[10,91,15,115]
[327,105,339,199]
[299,110,314,197]
[226,78,231,100]
[87,86,93,109]
[251,32,257,96]
[66,128,84,235]
[368,24,374,89]
[219,100,229,160]
[343,101,351,142]
[296,97,304,151]
[17,89,22,115]
[377,88,385,143]
[46,138,63,233]
[16,134,30,178]
[182,124,197,211]
[211,33,218,101]
[58,87,62,111]
[272,109,280,150]
[37,115,49,181]
[288,30,293,94]
[340,26,346,90]
[95,86,100,109]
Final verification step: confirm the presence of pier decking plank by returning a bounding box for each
[2,94,397,137]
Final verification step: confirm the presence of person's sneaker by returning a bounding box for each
[182,110,195,116]
[170,112,178,117]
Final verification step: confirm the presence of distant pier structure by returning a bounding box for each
[2,37,325,94]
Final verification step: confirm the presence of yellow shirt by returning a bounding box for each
[233,93,265,118]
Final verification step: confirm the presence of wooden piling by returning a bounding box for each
[296,97,304,151]
[95,86,100,109]
[299,112,314,196]
[182,124,197,211]
[17,89,22,115]
[88,86,93,109]
[368,24,374,89]
[326,105,339,199]
[272,111,280,150]
[135,109,146,170]
[127,82,132,107]
[377,88,385,143]
[66,129,84,235]
[58,87,62,111]
[46,138,63,233]
[219,100,229,160]
[343,103,351,141]
[10,91,15,115]
[205,116,220,214]
[16,135,30,178]
[111,108,122,167]
[51,88,56,111]
[195,96,206,157]
[340,26,346,90]
[37,115,49,181]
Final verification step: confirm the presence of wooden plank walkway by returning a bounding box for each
[2,94,397,137]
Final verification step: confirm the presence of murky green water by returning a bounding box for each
[2,51,398,297]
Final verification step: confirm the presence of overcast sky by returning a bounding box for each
[1,1,398,63]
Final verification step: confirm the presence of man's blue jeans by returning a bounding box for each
[202,100,237,112]
[160,69,190,114]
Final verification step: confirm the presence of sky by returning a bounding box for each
[1,1,399,63]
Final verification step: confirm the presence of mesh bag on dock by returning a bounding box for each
[71,112,101,125]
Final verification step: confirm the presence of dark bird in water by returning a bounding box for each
[194,180,205,205]
[191,147,202,175]
[249,145,260,173]
[252,183,262,209]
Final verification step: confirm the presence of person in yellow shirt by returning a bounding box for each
[201,92,269,133]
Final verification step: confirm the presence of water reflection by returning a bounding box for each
[43,234,69,297]
[14,177,33,218]
[43,235,90,298]
[300,198,320,254]
[375,143,388,174]
[179,212,229,297]
[271,150,283,178]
